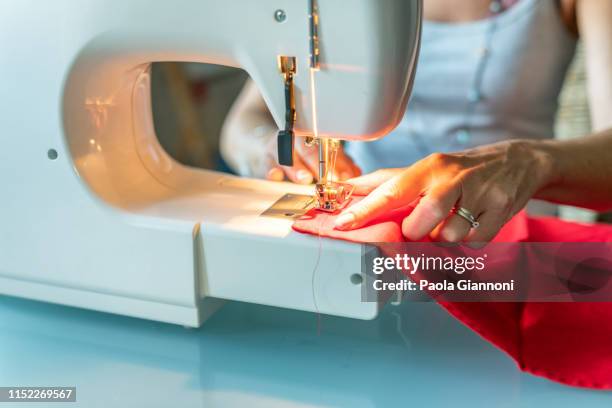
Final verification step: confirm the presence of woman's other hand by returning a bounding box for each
[266,139,361,184]
[221,80,360,184]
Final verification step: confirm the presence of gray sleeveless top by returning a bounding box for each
[345,0,577,173]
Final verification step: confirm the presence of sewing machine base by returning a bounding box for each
[0,276,224,326]
[1,168,385,327]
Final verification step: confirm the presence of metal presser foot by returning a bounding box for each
[314,180,354,212]
[306,137,355,213]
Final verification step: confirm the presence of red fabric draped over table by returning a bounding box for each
[293,197,612,389]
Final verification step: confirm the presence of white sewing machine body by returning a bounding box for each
[0,0,421,326]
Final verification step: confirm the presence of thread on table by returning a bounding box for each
[310,215,325,335]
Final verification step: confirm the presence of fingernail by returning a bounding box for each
[267,168,284,181]
[334,212,356,230]
[296,170,313,184]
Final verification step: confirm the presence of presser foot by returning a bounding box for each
[314,181,355,213]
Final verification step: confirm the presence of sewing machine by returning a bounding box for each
[0,0,421,326]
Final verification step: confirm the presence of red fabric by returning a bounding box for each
[292,197,612,388]
[292,197,529,243]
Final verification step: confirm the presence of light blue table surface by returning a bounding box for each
[0,295,610,408]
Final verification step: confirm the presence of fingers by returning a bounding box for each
[266,166,285,182]
[334,149,362,181]
[296,142,361,182]
[282,154,315,184]
[400,183,462,241]
[266,138,360,184]
[430,212,473,243]
[294,142,321,178]
[465,210,507,247]
[346,169,403,195]
[335,171,424,230]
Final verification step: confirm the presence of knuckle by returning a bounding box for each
[379,184,402,204]
[461,167,480,181]
[428,152,449,165]
[401,217,414,240]
[487,188,513,212]
[441,227,463,243]
[426,153,467,177]
[421,198,446,220]
[427,152,457,167]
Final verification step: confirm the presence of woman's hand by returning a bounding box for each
[334,140,556,244]
[221,80,361,184]
[266,138,362,184]
[224,127,361,184]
